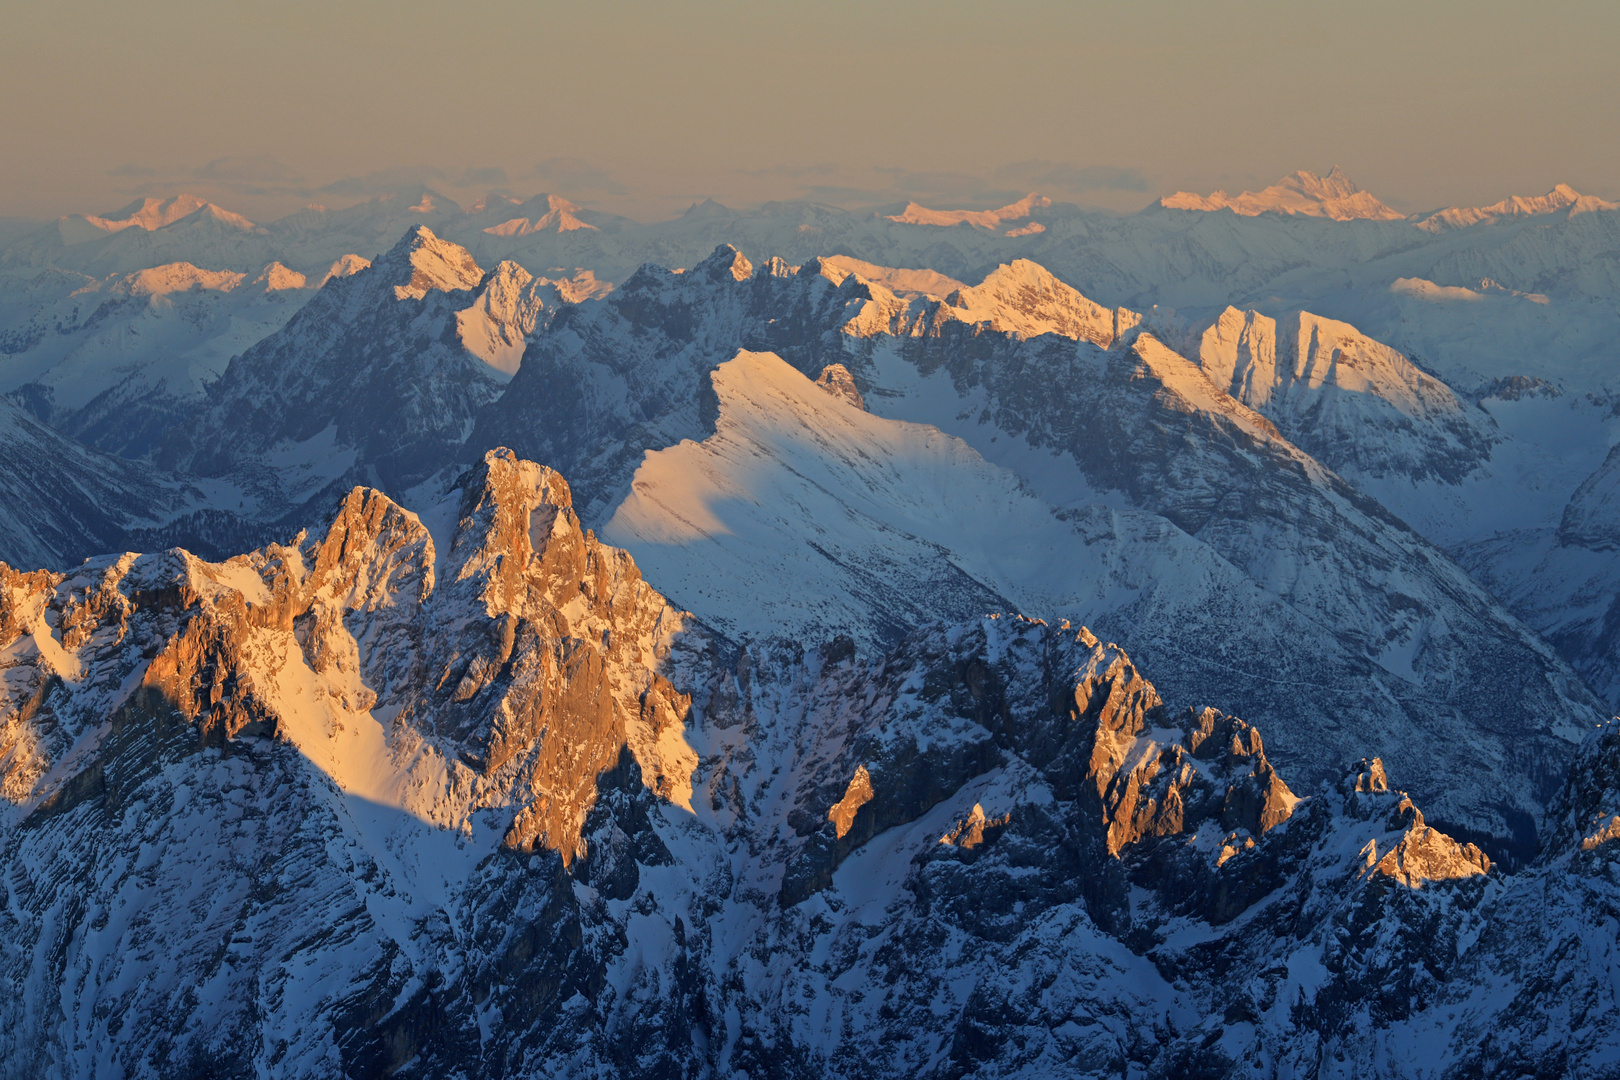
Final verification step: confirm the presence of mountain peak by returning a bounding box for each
[1161,169,1404,221]
[818,255,967,300]
[885,193,1051,233]
[1417,183,1620,231]
[1284,165,1358,200]
[481,193,598,237]
[468,192,522,214]
[455,260,548,376]
[251,261,307,292]
[319,253,371,286]
[377,226,484,299]
[109,261,246,298]
[182,202,260,232]
[944,258,1139,346]
[359,186,462,218]
[695,243,752,282]
[88,193,210,230]
[54,193,254,245]
[681,198,733,219]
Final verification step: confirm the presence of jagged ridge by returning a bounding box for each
[1,455,1612,1076]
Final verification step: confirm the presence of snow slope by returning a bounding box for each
[604,350,1097,643]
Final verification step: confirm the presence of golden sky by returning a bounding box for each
[2,0,1616,222]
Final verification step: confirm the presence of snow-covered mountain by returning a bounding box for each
[928,258,1140,344]
[884,192,1053,234]
[0,232,1593,852]
[158,227,572,509]
[472,247,1599,849]
[1159,167,1406,221]
[1,181,1619,1073]
[51,194,242,244]
[474,193,605,236]
[0,257,365,455]
[1417,182,1620,231]
[5,198,272,277]
[2,453,1615,1076]
[9,175,1618,391]
[470,245,905,521]
[1194,306,1495,484]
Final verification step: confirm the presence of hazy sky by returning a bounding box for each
[3,0,1617,222]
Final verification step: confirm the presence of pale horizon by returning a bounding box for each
[3,0,1617,224]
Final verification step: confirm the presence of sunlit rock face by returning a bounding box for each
[1196,306,1496,484]
[0,453,1612,1076]
[0,448,693,853]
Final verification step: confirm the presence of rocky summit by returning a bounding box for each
[2,449,1614,1078]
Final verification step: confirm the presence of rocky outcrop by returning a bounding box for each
[1,449,693,860]
[813,362,865,410]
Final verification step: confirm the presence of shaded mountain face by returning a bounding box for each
[0,258,354,457]
[1,454,1613,1077]
[0,396,215,570]
[156,227,563,510]
[1462,441,1620,707]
